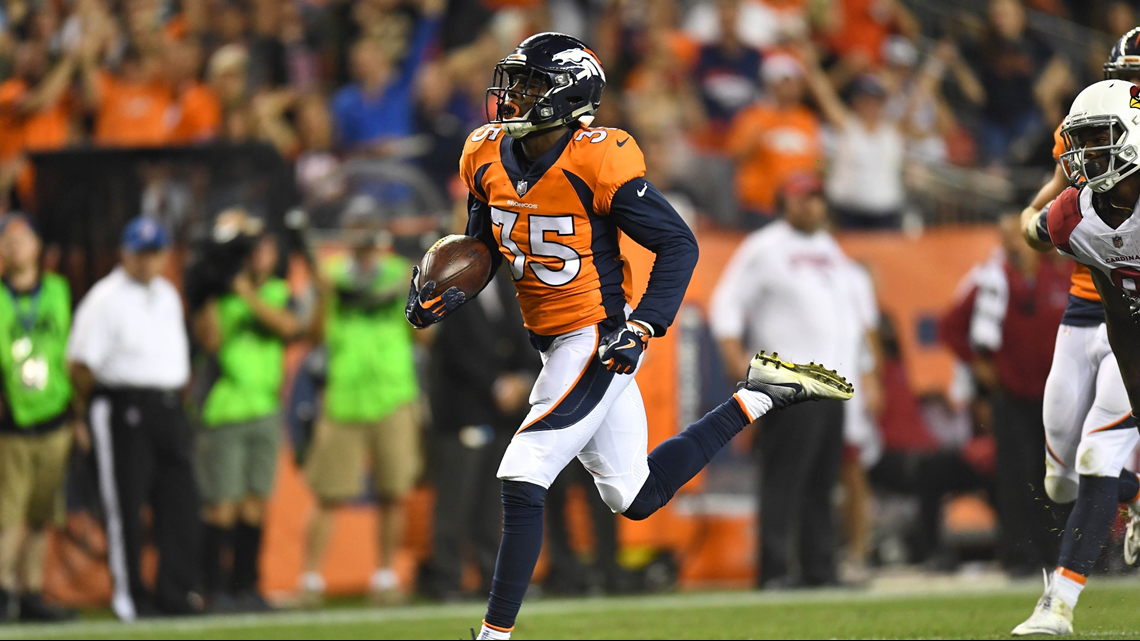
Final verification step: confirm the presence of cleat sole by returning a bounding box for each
[751,351,855,398]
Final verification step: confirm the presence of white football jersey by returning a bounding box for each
[1047,186,1140,299]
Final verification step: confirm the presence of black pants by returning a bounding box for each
[991,394,1068,573]
[420,426,510,597]
[870,450,993,562]
[90,387,201,619]
[757,399,845,587]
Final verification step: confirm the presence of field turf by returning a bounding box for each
[4,580,1140,640]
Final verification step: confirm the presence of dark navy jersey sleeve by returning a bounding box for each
[1035,208,1052,244]
[465,193,502,294]
[609,179,699,336]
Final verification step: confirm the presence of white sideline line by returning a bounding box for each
[3,579,1139,639]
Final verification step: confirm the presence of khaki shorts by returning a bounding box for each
[304,404,421,502]
[196,414,282,505]
[0,428,72,529]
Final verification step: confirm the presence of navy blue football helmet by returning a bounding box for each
[1105,27,1140,79]
[487,32,606,139]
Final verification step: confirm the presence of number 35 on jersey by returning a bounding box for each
[460,124,647,336]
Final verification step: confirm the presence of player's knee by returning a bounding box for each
[596,483,628,515]
[1044,472,1078,504]
[621,502,652,521]
[1075,442,1119,479]
[621,474,666,521]
[501,480,547,519]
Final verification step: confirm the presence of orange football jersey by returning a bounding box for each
[460,124,642,336]
[1051,122,1100,302]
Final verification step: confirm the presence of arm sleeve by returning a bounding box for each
[845,261,879,331]
[1090,267,1140,411]
[398,14,442,84]
[609,179,699,336]
[1035,209,1052,244]
[708,236,761,341]
[1046,187,1082,258]
[67,293,111,369]
[939,283,980,363]
[464,193,503,293]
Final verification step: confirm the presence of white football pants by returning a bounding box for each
[1042,323,1139,503]
[497,323,651,513]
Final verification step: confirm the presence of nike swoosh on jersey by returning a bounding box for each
[617,137,630,147]
[615,338,638,350]
[637,183,648,197]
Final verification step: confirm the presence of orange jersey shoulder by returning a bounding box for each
[460,124,508,200]
[559,126,646,214]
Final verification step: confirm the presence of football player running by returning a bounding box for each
[405,33,852,639]
[1016,73,1140,636]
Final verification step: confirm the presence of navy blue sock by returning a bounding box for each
[1118,470,1139,504]
[623,399,751,521]
[1057,475,1120,576]
[484,480,547,631]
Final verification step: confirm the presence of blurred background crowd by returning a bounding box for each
[1,0,1138,624]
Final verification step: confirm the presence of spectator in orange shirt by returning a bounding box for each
[825,0,918,72]
[0,42,78,210]
[167,39,221,145]
[87,45,174,147]
[0,42,75,161]
[728,54,822,224]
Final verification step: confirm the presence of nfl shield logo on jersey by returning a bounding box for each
[516,180,529,196]
[1114,235,1124,248]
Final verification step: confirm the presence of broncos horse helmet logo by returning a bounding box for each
[552,48,606,83]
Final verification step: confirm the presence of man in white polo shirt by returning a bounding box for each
[68,216,201,621]
[711,173,869,589]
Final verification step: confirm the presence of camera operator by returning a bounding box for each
[300,206,421,606]
[191,217,300,612]
[0,214,76,622]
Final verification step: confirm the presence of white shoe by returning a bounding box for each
[298,571,325,608]
[1125,512,1140,568]
[368,568,407,606]
[1011,571,1074,636]
[742,351,854,409]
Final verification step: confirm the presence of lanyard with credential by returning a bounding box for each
[5,281,41,334]
[4,280,42,360]
[4,281,50,390]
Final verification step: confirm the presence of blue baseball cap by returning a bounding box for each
[0,212,34,236]
[121,216,170,253]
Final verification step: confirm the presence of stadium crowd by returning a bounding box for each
[0,0,1138,624]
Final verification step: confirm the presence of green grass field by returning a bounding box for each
[4,580,1140,640]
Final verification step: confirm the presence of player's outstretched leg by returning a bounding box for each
[473,352,851,640]
[622,351,853,521]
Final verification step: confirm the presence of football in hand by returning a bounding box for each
[417,234,492,298]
